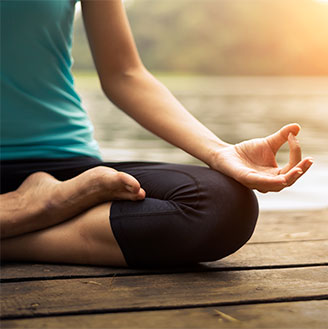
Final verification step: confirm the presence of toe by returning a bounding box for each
[117,172,141,193]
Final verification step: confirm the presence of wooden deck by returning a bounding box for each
[1,208,328,328]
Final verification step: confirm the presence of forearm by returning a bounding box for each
[102,68,229,167]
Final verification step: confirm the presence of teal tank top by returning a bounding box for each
[0,0,102,160]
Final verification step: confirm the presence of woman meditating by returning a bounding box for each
[0,0,313,267]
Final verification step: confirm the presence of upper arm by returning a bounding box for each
[80,0,144,88]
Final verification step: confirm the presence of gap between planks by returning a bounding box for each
[1,294,328,321]
[1,266,327,319]
[3,300,327,329]
[1,262,328,283]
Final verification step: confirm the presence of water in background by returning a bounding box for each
[74,73,328,211]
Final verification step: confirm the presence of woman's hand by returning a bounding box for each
[211,123,313,193]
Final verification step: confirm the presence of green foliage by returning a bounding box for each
[72,0,328,75]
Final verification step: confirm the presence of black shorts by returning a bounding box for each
[1,156,259,267]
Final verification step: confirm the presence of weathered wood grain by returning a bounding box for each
[0,263,144,281]
[205,239,328,268]
[250,208,328,243]
[2,240,327,281]
[2,300,327,329]
[1,266,327,319]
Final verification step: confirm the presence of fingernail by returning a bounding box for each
[282,181,288,186]
[297,170,303,175]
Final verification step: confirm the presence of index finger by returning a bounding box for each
[280,133,302,174]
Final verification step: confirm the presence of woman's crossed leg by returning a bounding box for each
[2,201,128,266]
[1,161,259,268]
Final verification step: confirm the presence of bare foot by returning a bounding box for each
[0,166,145,239]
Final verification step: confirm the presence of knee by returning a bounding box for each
[190,169,259,263]
[114,166,259,267]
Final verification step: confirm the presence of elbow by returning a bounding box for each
[100,64,149,99]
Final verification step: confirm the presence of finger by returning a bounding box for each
[280,133,302,174]
[245,157,313,192]
[283,157,314,186]
[245,172,289,193]
[266,123,301,154]
[283,167,304,187]
[288,133,302,166]
[244,157,313,193]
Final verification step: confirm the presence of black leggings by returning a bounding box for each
[1,156,259,267]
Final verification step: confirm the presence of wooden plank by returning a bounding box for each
[2,300,327,328]
[206,239,328,268]
[2,240,328,281]
[0,262,205,281]
[0,263,149,281]
[250,208,328,243]
[1,266,327,318]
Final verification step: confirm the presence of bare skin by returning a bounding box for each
[1,166,147,266]
[213,124,313,193]
[2,202,128,267]
[0,166,145,239]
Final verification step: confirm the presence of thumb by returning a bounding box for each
[266,123,301,154]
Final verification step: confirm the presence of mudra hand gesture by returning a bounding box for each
[213,123,313,193]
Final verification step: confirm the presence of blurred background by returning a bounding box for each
[72,0,328,211]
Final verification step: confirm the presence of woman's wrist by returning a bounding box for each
[205,139,232,169]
